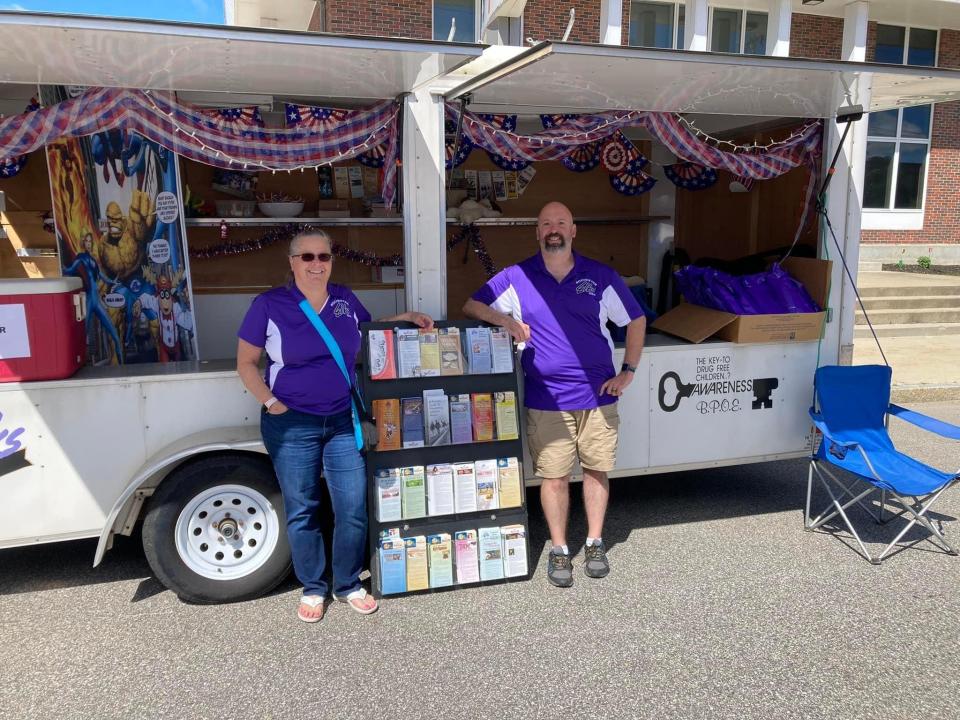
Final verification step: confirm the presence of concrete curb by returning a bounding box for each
[891,383,960,403]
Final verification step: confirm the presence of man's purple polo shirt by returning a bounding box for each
[238,283,371,416]
[472,252,643,411]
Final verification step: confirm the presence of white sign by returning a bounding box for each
[148,238,171,264]
[155,191,179,224]
[0,304,31,359]
[103,293,126,309]
[648,343,818,467]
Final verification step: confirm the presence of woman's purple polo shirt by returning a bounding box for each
[238,283,371,416]
[472,252,643,412]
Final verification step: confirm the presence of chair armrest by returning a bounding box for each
[809,408,860,449]
[889,404,960,440]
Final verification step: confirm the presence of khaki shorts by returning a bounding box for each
[526,405,620,478]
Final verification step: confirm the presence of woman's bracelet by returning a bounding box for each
[264,396,279,410]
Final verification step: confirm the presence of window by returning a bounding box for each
[434,0,477,43]
[629,1,682,49]
[710,8,767,55]
[864,25,937,211]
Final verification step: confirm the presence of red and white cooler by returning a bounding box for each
[0,277,86,382]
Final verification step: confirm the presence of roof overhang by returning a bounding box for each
[446,42,960,118]
[0,12,483,100]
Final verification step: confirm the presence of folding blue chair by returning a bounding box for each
[806,364,960,564]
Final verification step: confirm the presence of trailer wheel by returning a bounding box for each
[142,454,291,604]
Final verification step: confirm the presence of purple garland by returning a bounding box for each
[447,224,498,279]
[189,223,401,266]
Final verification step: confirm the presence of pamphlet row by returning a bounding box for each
[367,326,514,379]
[372,390,518,449]
[376,457,522,522]
[378,524,529,594]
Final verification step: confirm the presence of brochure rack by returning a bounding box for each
[359,320,532,598]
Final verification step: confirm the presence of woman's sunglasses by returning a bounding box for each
[291,252,333,263]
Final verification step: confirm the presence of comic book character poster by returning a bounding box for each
[46,97,197,366]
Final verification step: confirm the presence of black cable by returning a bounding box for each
[446,95,469,191]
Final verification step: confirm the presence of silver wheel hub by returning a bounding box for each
[174,483,281,580]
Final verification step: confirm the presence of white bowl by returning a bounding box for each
[258,201,304,218]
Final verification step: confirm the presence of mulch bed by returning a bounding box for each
[881,264,960,276]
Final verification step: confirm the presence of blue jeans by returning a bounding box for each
[261,407,367,598]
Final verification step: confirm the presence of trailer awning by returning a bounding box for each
[446,42,960,118]
[0,12,482,100]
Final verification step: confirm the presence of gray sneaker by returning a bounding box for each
[584,541,610,578]
[547,548,574,587]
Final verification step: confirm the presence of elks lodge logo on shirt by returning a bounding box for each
[575,278,598,296]
[331,299,352,318]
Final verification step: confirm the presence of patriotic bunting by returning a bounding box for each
[610,158,657,196]
[284,104,351,130]
[664,162,718,190]
[0,88,401,204]
[0,98,40,179]
[199,106,264,131]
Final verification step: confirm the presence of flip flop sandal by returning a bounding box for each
[297,595,326,623]
[334,588,378,615]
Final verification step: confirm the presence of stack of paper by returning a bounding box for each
[423,389,451,446]
[418,329,441,377]
[494,391,519,440]
[449,394,473,444]
[401,397,425,448]
[478,526,505,581]
[379,537,407,595]
[490,327,514,373]
[453,462,478,513]
[501,524,528,578]
[471,393,494,442]
[367,329,397,380]
[475,459,500,511]
[427,533,454,588]
[497,457,523,508]
[465,327,492,374]
[426,463,455,516]
[400,465,426,519]
[375,467,402,522]
[396,328,421,378]
[373,398,401,451]
[439,327,465,375]
[405,536,429,591]
[454,530,480,584]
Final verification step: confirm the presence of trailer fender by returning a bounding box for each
[93,427,267,567]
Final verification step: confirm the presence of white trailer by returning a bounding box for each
[2,13,959,602]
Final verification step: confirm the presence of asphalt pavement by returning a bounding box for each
[2,402,959,720]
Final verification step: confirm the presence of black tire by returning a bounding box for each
[142,453,291,604]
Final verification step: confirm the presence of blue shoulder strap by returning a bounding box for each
[298,299,364,452]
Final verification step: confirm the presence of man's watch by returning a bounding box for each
[621,362,637,374]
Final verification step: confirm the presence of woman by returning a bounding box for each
[237,230,432,622]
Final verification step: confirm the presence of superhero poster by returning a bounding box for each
[47,126,197,366]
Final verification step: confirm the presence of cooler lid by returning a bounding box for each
[0,277,82,295]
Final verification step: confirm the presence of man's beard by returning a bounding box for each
[542,233,567,253]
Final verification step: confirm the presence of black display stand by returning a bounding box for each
[358,320,532,598]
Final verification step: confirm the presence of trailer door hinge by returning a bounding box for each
[825,307,833,323]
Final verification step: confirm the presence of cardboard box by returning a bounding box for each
[652,257,832,344]
[372,265,405,284]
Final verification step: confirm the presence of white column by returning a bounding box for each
[766,0,791,57]
[401,89,447,320]
[684,0,709,51]
[600,0,623,45]
[822,0,870,366]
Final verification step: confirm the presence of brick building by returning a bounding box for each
[232,0,960,257]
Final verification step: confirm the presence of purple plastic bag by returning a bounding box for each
[739,271,783,314]
[768,263,820,313]
[702,269,747,314]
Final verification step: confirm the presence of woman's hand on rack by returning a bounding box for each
[405,311,434,329]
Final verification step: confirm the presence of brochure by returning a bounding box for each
[379,538,406,595]
[490,327,514,373]
[494,391,519,440]
[497,457,523,508]
[375,467,402,522]
[475,459,500,510]
[449,394,473,444]
[438,326,465,375]
[373,398,401,451]
[478,526,505,581]
[501,524,529,578]
[400,397,425,448]
[465,327,492,374]
[427,533,454,588]
[405,536,429,592]
[426,463,456,516]
[471,393,494,442]
[368,328,397,380]
[454,530,480,584]
[418,329,441,377]
[396,328,422,378]
[400,465,426,519]
[452,461,478,513]
[423,389,451,446]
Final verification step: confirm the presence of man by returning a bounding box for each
[463,201,646,588]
